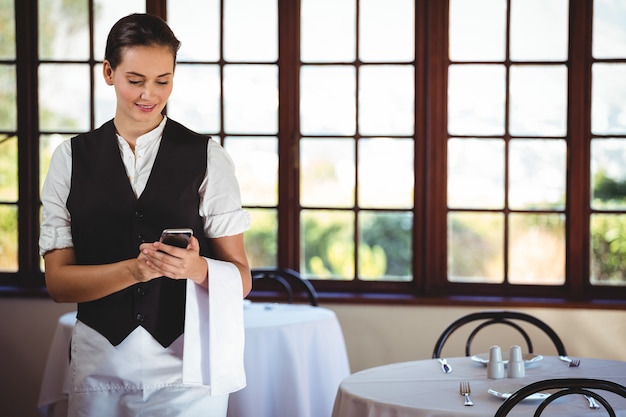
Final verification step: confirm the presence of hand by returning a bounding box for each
[139,236,208,285]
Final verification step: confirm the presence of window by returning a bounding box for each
[0,0,17,277]
[3,0,625,304]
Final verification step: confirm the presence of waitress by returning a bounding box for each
[39,13,251,417]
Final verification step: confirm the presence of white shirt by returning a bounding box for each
[39,116,250,255]
[39,117,248,397]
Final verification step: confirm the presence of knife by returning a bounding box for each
[438,358,452,373]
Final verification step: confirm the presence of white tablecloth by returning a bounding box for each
[332,356,626,417]
[38,303,350,417]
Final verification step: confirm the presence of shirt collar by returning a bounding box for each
[116,116,168,149]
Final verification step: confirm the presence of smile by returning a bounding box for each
[136,103,156,111]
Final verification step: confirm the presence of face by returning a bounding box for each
[103,45,175,131]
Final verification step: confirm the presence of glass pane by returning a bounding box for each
[224,136,278,206]
[93,0,146,62]
[509,139,566,210]
[301,138,354,207]
[0,0,15,59]
[593,0,626,59]
[359,0,414,62]
[510,0,568,62]
[448,212,504,283]
[590,214,626,286]
[38,0,89,60]
[0,65,16,130]
[301,0,355,63]
[358,211,412,281]
[591,138,626,210]
[592,64,626,135]
[509,65,567,136]
[40,134,72,195]
[168,0,220,61]
[0,205,18,272]
[301,209,354,280]
[359,65,414,135]
[449,0,506,61]
[94,63,116,127]
[224,0,277,61]
[39,64,90,132]
[223,65,278,134]
[0,204,17,272]
[508,213,565,285]
[300,65,356,135]
[448,64,505,135]
[359,138,413,209]
[168,64,221,133]
[448,138,504,209]
[245,208,277,268]
[0,135,17,201]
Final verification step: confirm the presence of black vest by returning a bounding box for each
[67,118,211,347]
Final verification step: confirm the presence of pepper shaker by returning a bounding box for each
[487,345,505,379]
[507,345,525,378]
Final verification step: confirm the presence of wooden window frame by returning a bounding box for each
[3,0,625,308]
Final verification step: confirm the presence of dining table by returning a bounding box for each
[332,354,626,417]
[38,302,351,417]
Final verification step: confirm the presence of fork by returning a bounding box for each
[584,395,600,409]
[568,359,581,367]
[559,356,581,367]
[460,381,474,406]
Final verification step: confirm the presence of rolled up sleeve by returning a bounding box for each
[200,140,251,238]
[39,140,74,256]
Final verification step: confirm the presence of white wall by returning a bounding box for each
[1,298,625,417]
[326,303,626,372]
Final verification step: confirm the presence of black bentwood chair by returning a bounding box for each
[494,378,626,417]
[432,310,567,359]
[249,268,319,306]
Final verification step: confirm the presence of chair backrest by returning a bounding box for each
[249,268,319,306]
[431,310,567,359]
[494,378,626,417]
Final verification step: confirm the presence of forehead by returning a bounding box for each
[117,45,175,74]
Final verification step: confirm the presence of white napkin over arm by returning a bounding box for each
[182,258,246,395]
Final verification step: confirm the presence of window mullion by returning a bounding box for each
[277,0,301,269]
[566,0,593,293]
[15,0,42,280]
[423,0,449,294]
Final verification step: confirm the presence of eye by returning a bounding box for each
[128,80,142,85]
[157,81,169,85]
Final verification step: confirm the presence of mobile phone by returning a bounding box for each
[159,228,193,248]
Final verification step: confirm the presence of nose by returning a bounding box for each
[140,85,154,100]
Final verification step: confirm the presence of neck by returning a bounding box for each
[113,114,164,147]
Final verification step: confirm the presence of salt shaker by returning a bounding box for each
[487,345,505,379]
[507,345,525,378]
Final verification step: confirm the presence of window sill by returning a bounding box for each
[3,285,625,310]
[249,291,626,310]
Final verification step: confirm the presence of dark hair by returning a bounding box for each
[104,13,181,69]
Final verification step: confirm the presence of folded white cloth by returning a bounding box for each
[182,258,246,395]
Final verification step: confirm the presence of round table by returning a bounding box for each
[332,356,626,417]
[38,303,350,417]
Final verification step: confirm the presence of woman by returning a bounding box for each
[39,13,251,416]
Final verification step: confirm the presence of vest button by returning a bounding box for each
[136,287,146,296]
[135,211,144,219]
[136,313,145,322]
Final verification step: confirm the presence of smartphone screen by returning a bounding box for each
[159,228,193,248]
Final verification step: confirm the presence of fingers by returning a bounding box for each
[141,239,199,280]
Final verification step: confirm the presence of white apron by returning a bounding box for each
[68,321,228,417]
[68,260,245,417]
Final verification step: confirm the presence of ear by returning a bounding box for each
[103,60,114,85]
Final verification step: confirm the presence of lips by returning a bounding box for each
[136,103,157,112]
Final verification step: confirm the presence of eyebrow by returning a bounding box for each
[125,71,173,78]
